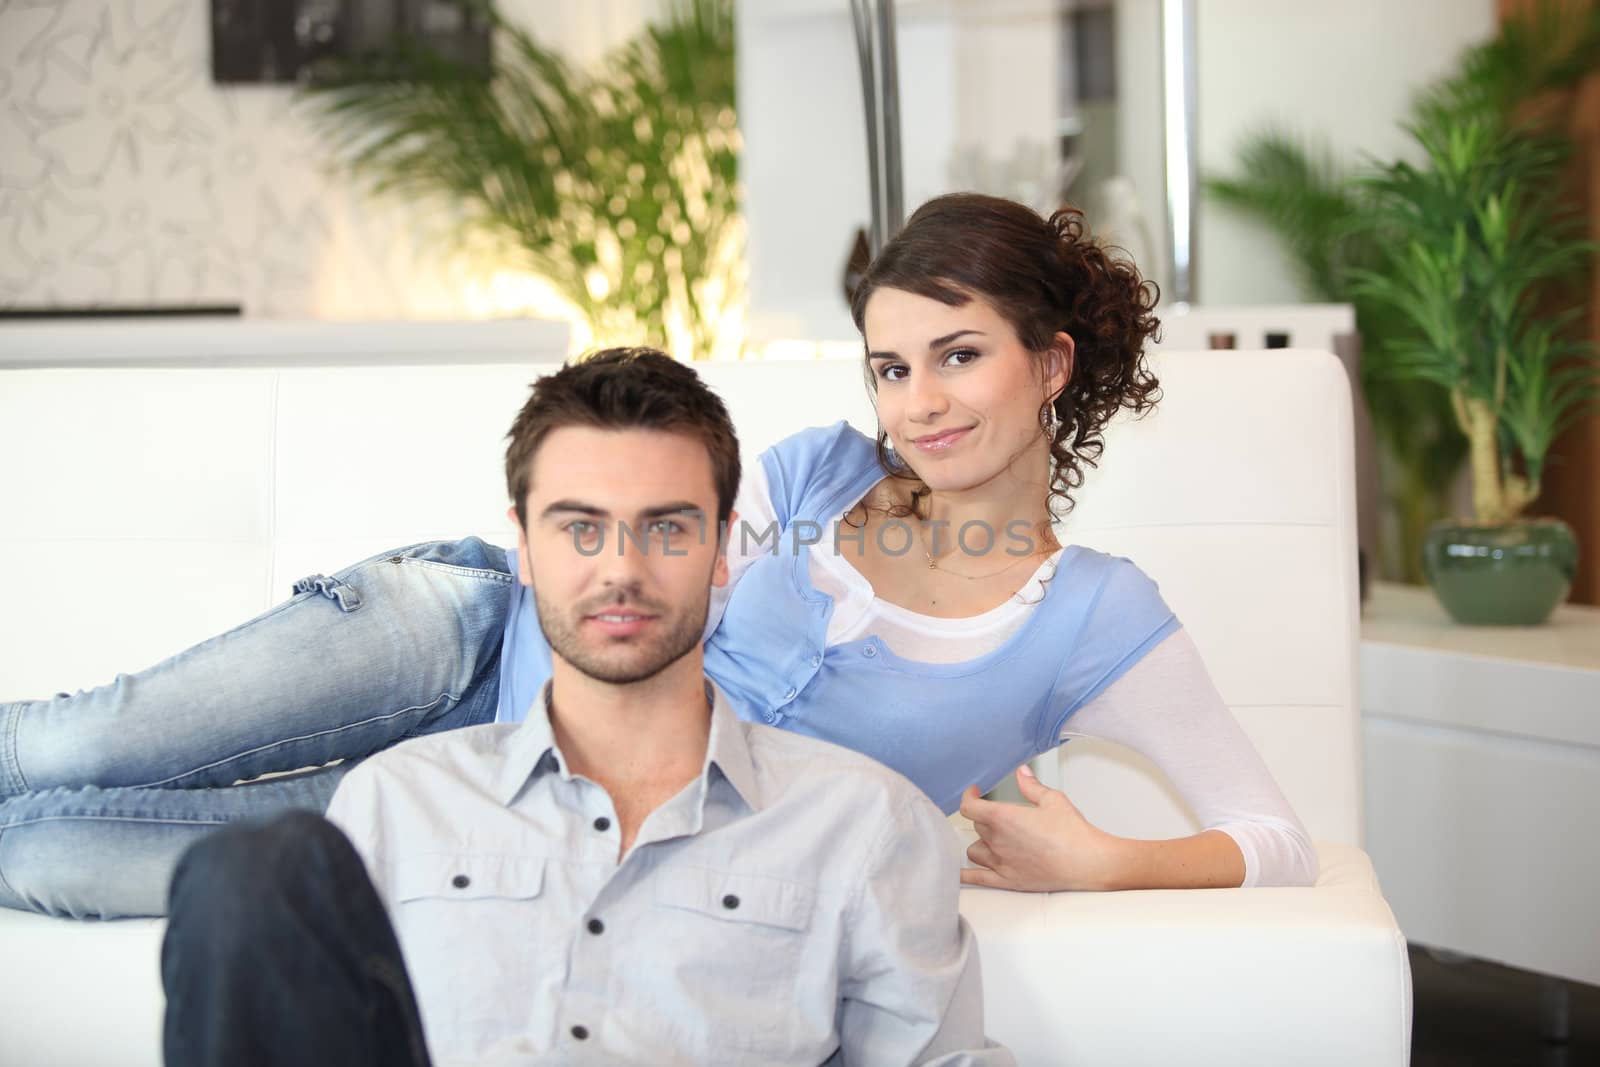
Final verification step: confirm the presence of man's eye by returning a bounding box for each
[646,519,685,535]
[566,521,599,538]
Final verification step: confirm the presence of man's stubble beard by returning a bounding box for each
[532,581,710,686]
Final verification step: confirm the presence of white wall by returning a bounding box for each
[1196,0,1497,305]
[738,0,1060,345]
[0,0,661,319]
[737,0,1500,334]
[735,0,867,344]
[1,1,1500,328]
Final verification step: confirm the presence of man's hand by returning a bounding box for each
[958,765,1125,892]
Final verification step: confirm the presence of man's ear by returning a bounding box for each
[711,508,737,589]
[506,505,533,586]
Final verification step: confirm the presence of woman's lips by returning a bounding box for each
[910,426,973,453]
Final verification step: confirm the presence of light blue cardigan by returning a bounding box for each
[497,423,1178,815]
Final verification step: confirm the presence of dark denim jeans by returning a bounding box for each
[161,811,432,1067]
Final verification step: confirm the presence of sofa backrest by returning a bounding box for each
[0,329,1360,845]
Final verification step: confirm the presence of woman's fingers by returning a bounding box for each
[1013,764,1052,804]
[958,784,997,826]
[959,865,1007,888]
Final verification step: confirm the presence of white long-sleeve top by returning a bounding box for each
[708,463,1317,888]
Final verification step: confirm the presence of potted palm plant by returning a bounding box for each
[300,0,741,361]
[1206,3,1600,621]
[1351,108,1595,624]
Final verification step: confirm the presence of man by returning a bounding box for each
[160,348,1010,1067]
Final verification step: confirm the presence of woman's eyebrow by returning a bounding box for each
[928,329,984,348]
[868,329,986,362]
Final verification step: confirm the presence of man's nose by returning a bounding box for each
[596,521,654,580]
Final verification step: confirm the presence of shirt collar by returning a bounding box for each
[703,680,760,814]
[493,679,761,815]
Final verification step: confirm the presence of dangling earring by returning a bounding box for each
[1039,401,1057,435]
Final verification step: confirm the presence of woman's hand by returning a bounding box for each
[958,765,1250,891]
[958,765,1125,892]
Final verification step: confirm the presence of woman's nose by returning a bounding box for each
[908,376,950,420]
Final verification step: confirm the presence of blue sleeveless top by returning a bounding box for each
[497,423,1179,814]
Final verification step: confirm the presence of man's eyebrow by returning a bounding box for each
[638,503,705,519]
[867,329,986,361]
[540,501,608,519]
[539,501,706,520]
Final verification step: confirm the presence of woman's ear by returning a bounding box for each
[1046,332,1075,401]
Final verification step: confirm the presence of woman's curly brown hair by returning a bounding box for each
[848,193,1162,519]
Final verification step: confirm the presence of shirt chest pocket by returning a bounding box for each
[642,866,823,1057]
[652,865,815,931]
[388,854,552,1051]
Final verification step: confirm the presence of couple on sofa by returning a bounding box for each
[1,195,1314,1065]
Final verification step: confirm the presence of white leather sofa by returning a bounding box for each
[0,320,1410,1066]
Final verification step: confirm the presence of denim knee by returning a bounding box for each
[0,792,202,918]
[344,537,511,579]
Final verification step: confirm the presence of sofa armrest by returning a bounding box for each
[959,843,1412,1065]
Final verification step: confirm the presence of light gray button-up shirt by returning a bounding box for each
[325,681,1012,1066]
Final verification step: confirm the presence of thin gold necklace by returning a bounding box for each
[918,521,1054,581]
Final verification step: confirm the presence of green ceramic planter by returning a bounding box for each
[1420,518,1578,625]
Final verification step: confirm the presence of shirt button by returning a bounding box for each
[593,816,611,832]
[810,653,822,667]
[451,874,470,889]
[782,686,797,701]
[571,1025,589,1041]
[862,644,877,658]
[722,894,740,910]
[587,918,604,935]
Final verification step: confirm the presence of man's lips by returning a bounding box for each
[584,610,658,637]
[909,426,974,452]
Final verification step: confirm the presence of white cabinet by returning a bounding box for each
[1361,581,1600,986]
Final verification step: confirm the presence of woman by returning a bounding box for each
[0,194,1315,918]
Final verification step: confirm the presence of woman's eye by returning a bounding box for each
[945,348,980,367]
[879,364,909,382]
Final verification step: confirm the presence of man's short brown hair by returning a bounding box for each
[505,347,741,528]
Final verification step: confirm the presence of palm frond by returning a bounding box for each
[1203,129,1372,301]
[299,0,741,359]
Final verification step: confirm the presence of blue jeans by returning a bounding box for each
[0,539,512,919]
[163,812,432,1067]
